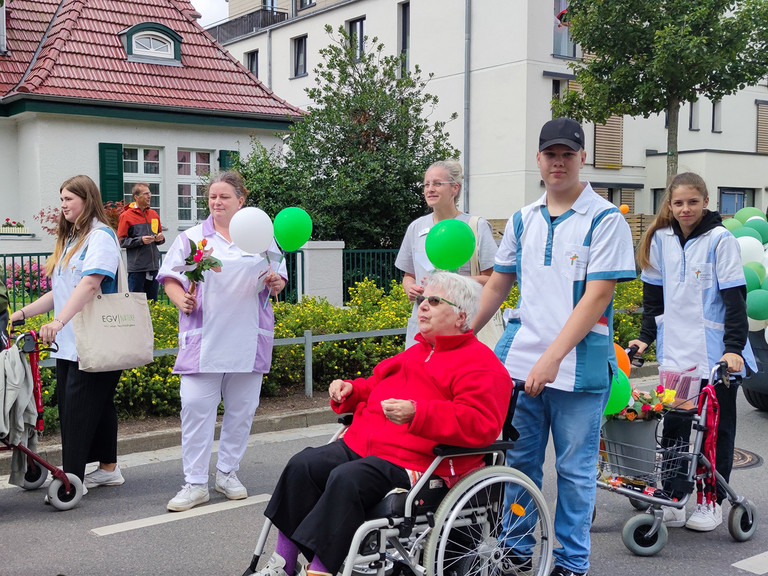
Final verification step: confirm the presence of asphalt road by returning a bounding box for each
[0,391,766,576]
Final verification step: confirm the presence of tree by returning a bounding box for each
[237,26,459,249]
[553,0,768,183]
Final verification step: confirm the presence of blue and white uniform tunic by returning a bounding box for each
[494,184,636,393]
[642,224,755,378]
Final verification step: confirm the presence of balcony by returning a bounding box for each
[205,8,288,45]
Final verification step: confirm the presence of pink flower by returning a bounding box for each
[193,250,203,263]
[655,385,664,394]
[641,404,652,413]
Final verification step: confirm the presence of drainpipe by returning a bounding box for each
[267,27,272,90]
[463,0,471,213]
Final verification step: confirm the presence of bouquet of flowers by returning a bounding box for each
[172,238,222,295]
[612,384,683,421]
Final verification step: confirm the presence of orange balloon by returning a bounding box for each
[614,342,630,376]
[619,204,630,214]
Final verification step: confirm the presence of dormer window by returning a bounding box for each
[121,22,182,65]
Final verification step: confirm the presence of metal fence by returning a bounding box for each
[343,249,402,297]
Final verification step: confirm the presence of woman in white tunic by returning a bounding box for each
[395,159,497,348]
[159,171,287,512]
[11,175,124,493]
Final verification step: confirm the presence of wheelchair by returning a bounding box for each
[242,384,554,576]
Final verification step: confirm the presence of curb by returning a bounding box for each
[1,407,338,477]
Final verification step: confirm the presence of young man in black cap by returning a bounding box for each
[474,118,635,576]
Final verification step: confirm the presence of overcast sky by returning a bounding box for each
[192,0,229,27]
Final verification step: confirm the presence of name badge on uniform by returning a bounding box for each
[418,227,431,237]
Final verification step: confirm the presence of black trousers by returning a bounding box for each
[56,360,122,480]
[264,440,411,575]
[661,379,739,503]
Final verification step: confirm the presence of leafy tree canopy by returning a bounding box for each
[554,0,768,180]
[237,26,459,249]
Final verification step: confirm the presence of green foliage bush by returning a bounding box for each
[19,276,645,434]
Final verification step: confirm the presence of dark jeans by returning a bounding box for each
[56,360,122,480]
[264,440,411,575]
[661,379,739,503]
[128,271,159,301]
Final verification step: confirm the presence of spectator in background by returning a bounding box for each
[117,183,165,300]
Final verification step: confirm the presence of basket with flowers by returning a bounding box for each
[613,384,692,421]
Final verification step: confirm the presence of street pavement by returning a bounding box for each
[0,381,766,576]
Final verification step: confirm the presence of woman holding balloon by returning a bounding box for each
[629,171,754,532]
[158,171,287,512]
[396,159,497,348]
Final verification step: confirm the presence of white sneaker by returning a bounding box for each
[685,502,722,532]
[253,554,292,576]
[215,469,248,500]
[167,483,210,512]
[83,465,125,488]
[661,505,686,528]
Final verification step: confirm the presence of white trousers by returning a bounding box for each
[179,372,263,485]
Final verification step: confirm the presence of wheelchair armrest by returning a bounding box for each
[433,440,516,457]
[337,414,354,426]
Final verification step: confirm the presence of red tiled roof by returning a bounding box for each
[0,0,301,118]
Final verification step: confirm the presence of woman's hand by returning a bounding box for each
[329,379,353,403]
[627,339,648,355]
[402,274,424,302]
[721,352,744,373]
[381,398,415,425]
[180,285,197,315]
[39,320,64,345]
[266,273,286,296]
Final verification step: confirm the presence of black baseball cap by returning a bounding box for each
[539,118,585,151]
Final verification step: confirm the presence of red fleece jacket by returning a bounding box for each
[332,332,513,479]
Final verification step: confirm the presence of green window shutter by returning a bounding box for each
[99,143,124,202]
[219,150,238,171]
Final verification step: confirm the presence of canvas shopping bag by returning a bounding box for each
[73,255,153,373]
[469,216,505,350]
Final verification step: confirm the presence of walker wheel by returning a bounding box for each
[621,514,668,556]
[47,473,84,511]
[22,461,49,490]
[728,501,758,542]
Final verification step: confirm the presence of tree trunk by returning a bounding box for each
[666,98,680,185]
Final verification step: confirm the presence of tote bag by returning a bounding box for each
[469,216,505,350]
[73,251,154,373]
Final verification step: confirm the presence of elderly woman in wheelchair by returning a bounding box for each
[244,272,553,576]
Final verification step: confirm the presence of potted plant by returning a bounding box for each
[0,219,29,234]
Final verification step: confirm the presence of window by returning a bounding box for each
[133,33,172,58]
[593,116,623,170]
[719,188,754,216]
[712,100,722,133]
[293,35,307,77]
[348,17,365,61]
[399,2,410,74]
[122,23,182,64]
[689,100,700,131]
[652,188,666,214]
[264,0,277,10]
[247,50,259,77]
[553,0,576,58]
[123,147,162,210]
[298,0,313,9]
[177,150,212,222]
[758,102,768,154]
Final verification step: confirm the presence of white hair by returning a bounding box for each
[423,271,481,332]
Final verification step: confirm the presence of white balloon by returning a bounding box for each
[229,207,274,254]
[764,325,768,345]
[737,236,764,265]
[748,317,768,332]
[760,249,768,271]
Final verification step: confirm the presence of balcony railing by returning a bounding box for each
[205,8,289,44]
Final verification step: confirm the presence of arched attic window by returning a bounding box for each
[121,23,183,66]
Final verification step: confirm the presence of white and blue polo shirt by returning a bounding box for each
[494,184,636,393]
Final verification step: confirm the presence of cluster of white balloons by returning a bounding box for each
[724,207,768,339]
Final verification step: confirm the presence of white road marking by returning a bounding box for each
[733,551,768,575]
[91,493,272,536]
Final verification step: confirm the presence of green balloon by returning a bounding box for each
[761,277,768,291]
[425,219,476,271]
[735,207,765,224]
[604,370,632,415]
[747,289,768,320]
[744,218,768,244]
[745,262,766,283]
[273,207,313,252]
[733,227,763,242]
[722,218,743,233]
[744,266,761,292]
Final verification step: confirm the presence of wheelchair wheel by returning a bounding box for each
[423,466,553,576]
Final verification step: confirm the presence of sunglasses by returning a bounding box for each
[415,294,457,307]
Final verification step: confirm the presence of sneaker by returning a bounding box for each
[661,505,686,528]
[44,484,87,505]
[215,469,248,500]
[500,553,532,575]
[685,502,722,532]
[550,566,587,576]
[167,483,210,512]
[253,554,293,576]
[83,465,125,488]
